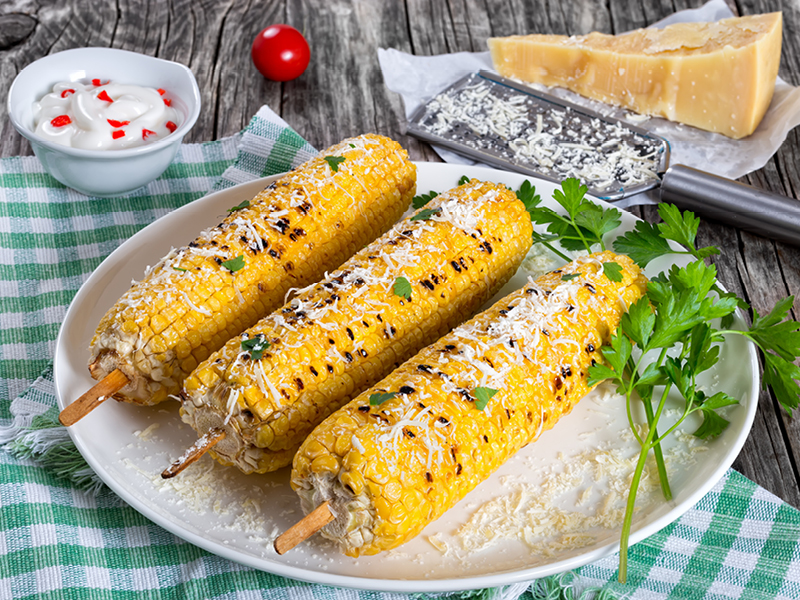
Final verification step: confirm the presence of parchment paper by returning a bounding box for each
[378,0,800,207]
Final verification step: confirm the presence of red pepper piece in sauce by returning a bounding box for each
[163,98,172,107]
[107,119,130,127]
[142,128,156,140]
[60,89,75,98]
[92,78,109,86]
[165,121,177,133]
[50,115,72,128]
[111,130,125,140]
[97,90,114,103]
[157,88,166,96]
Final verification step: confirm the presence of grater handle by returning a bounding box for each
[660,164,800,247]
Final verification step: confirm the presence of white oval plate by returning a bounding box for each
[54,162,758,593]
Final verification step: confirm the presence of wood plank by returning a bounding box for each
[284,1,412,151]
[215,0,283,139]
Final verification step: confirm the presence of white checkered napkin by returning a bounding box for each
[213,106,316,190]
[577,470,800,599]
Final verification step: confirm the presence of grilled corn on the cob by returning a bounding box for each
[290,252,647,556]
[179,179,534,473]
[89,134,416,406]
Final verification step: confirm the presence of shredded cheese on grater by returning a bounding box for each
[415,73,664,194]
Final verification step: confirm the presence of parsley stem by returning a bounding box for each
[538,240,572,263]
[641,383,672,501]
[652,403,695,446]
[639,348,672,501]
[568,215,595,253]
[714,329,750,340]
[624,389,643,446]
[619,383,670,584]
[623,362,643,446]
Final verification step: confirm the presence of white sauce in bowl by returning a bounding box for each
[32,80,181,150]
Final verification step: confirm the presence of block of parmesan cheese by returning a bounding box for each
[488,13,782,139]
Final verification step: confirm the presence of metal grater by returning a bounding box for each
[407,71,670,201]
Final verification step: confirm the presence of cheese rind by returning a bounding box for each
[488,13,782,139]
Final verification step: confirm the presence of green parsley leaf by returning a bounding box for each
[612,221,672,268]
[457,175,470,185]
[552,178,589,216]
[687,323,720,376]
[323,155,346,172]
[656,203,701,252]
[369,391,397,406]
[586,362,620,388]
[603,261,623,282]
[602,330,633,377]
[620,297,655,348]
[561,273,581,281]
[647,292,703,349]
[574,203,622,242]
[763,352,800,413]
[528,178,619,253]
[692,408,731,439]
[410,207,441,222]
[635,362,668,388]
[671,260,719,300]
[172,266,188,272]
[743,296,800,413]
[412,191,438,209]
[698,390,738,411]
[473,387,498,411]
[349,143,356,148]
[645,261,733,349]
[662,356,694,402]
[241,334,270,360]
[392,276,412,301]
[227,199,250,213]
[614,204,720,268]
[516,180,541,221]
[222,255,245,273]
[750,296,800,362]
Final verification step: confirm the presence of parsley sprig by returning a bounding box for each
[412,191,438,209]
[227,199,250,213]
[613,203,720,267]
[221,255,245,273]
[529,177,800,583]
[392,276,412,301]
[586,260,743,579]
[410,207,441,222]
[521,178,621,261]
[241,334,270,360]
[369,391,397,406]
[473,387,498,411]
[323,155,345,172]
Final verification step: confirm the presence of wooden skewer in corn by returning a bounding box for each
[59,369,130,427]
[161,427,227,479]
[274,501,335,555]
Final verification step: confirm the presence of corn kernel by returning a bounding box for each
[310,454,340,476]
[339,471,365,495]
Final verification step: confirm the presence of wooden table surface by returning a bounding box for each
[1,0,797,508]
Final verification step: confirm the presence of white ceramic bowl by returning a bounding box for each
[7,48,201,197]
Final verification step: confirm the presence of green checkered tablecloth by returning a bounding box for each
[2,106,800,600]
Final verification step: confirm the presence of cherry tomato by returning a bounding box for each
[251,24,310,82]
